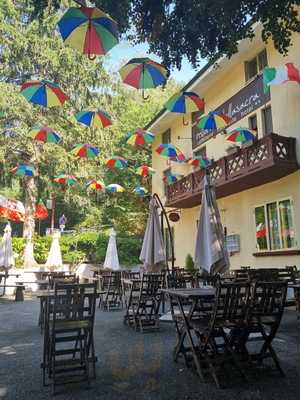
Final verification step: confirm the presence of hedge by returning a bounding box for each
[12,232,143,267]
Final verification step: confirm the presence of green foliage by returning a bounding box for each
[185,253,197,276]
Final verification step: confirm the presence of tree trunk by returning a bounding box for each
[23,176,38,268]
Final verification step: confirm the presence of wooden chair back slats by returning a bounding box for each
[250,281,287,318]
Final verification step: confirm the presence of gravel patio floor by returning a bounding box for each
[1,297,300,400]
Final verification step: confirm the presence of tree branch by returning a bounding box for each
[73,0,87,6]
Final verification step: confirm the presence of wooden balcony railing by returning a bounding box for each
[166,133,299,208]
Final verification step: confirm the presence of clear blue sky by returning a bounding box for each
[105,40,202,85]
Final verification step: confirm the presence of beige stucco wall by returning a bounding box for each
[151,28,300,270]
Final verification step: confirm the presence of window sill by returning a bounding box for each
[253,250,300,257]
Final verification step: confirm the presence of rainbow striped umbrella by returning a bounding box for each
[156,144,186,163]
[57,6,119,59]
[54,174,77,186]
[20,80,68,107]
[87,179,105,191]
[11,164,35,177]
[165,91,205,125]
[133,186,148,196]
[71,144,100,158]
[126,128,155,146]
[119,58,168,99]
[227,127,257,143]
[196,111,232,131]
[163,174,182,185]
[31,126,61,144]
[74,110,112,129]
[188,156,211,168]
[106,156,128,169]
[106,184,125,193]
[135,165,156,177]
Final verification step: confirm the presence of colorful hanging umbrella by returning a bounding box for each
[20,80,68,107]
[196,111,232,131]
[155,144,186,163]
[74,110,112,129]
[31,126,61,144]
[57,6,119,59]
[54,174,77,186]
[119,58,168,99]
[165,91,205,125]
[188,156,211,168]
[71,144,100,158]
[133,186,148,196]
[11,164,35,177]
[35,200,49,220]
[163,174,182,185]
[106,184,125,193]
[226,127,257,143]
[106,156,128,169]
[135,165,156,177]
[126,128,155,146]
[87,179,106,191]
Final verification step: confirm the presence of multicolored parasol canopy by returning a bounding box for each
[87,179,106,191]
[156,144,186,163]
[163,174,182,185]
[20,80,68,107]
[196,111,232,131]
[165,91,205,114]
[126,128,155,146]
[35,200,49,220]
[31,126,61,144]
[74,110,112,129]
[226,127,257,143]
[57,6,119,59]
[71,144,100,158]
[11,164,35,177]
[188,156,211,168]
[106,184,125,193]
[135,165,156,177]
[54,174,77,186]
[106,156,128,169]
[133,186,148,196]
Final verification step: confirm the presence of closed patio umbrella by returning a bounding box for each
[104,228,120,271]
[46,230,63,269]
[140,197,166,272]
[0,223,14,269]
[194,174,229,275]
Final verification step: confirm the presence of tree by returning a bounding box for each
[28,0,300,69]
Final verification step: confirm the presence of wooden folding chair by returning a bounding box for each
[99,271,123,311]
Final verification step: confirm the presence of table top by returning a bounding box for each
[161,287,216,299]
[37,289,104,299]
[121,278,141,285]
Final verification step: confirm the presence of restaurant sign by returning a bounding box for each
[192,74,271,149]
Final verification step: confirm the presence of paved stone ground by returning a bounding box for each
[1,297,300,400]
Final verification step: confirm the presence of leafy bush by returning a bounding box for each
[185,253,197,276]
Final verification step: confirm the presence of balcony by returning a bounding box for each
[165,133,299,208]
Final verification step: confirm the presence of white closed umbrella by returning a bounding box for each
[194,174,229,275]
[104,228,120,271]
[46,230,63,269]
[0,223,14,269]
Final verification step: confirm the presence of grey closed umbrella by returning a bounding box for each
[194,174,229,275]
[140,197,166,272]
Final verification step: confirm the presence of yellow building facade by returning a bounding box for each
[148,24,300,270]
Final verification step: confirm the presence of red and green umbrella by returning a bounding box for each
[31,126,61,144]
[54,174,77,186]
[71,144,100,158]
[106,184,125,193]
[126,128,155,146]
[57,6,119,60]
[87,179,106,191]
[165,91,205,125]
[196,111,232,131]
[135,165,156,177]
[119,58,168,99]
[35,200,49,220]
[156,144,186,163]
[188,156,211,168]
[74,110,112,129]
[20,80,68,107]
[163,174,182,185]
[227,127,257,143]
[133,186,148,196]
[106,156,128,169]
[11,164,35,177]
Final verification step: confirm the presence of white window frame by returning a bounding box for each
[253,197,297,252]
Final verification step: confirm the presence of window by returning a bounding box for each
[262,106,273,135]
[193,146,207,158]
[254,199,296,251]
[163,168,172,195]
[164,227,174,261]
[162,128,171,144]
[248,114,257,132]
[245,49,268,82]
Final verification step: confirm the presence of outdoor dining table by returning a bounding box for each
[161,287,216,379]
